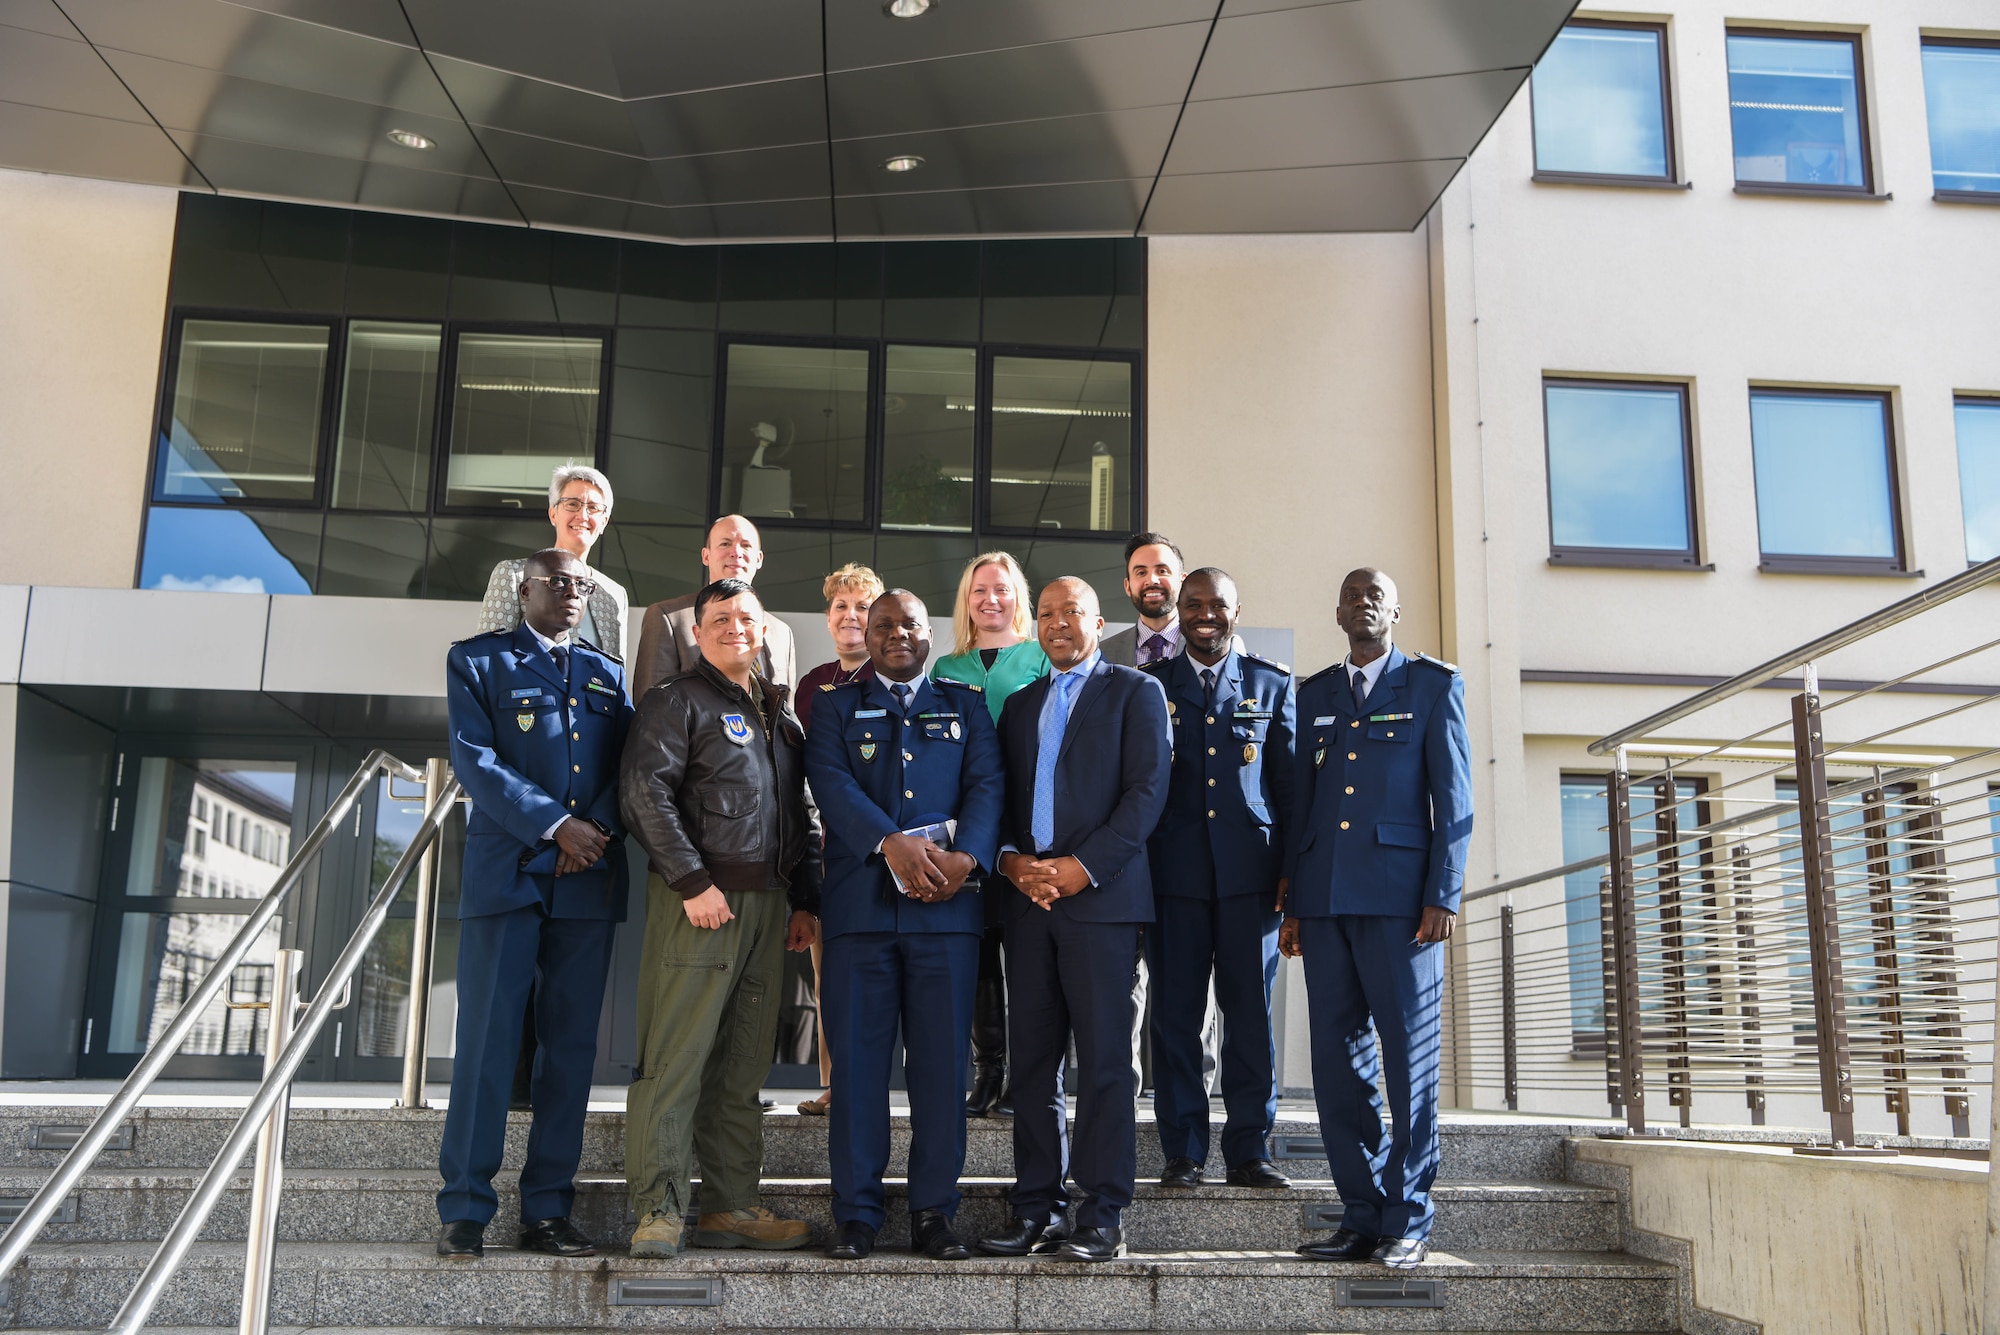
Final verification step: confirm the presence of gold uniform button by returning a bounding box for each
[1207,810,1216,818]
[1348,752,1358,761]
[1207,746,1216,756]
[568,799,576,808]
[1339,820,1349,830]
[1206,715,1216,725]
[904,718,912,727]
[570,697,578,706]
[1207,778,1216,787]
[904,790,915,799]
[904,751,914,761]
[574,764,581,773]
[572,732,580,741]
[1350,720,1359,729]
[1344,785,1354,794]
[1387,731,1395,738]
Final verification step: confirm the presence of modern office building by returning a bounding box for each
[0,0,1993,1139]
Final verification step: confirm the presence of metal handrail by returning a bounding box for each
[0,747,423,1288]
[112,769,462,1334]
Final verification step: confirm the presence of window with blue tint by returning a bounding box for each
[1955,398,2000,564]
[1544,381,1695,562]
[1532,22,1673,180]
[1922,41,2000,195]
[1727,31,1870,190]
[139,506,317,595]
[1749,390,1900,569]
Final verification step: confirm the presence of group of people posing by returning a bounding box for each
[436,464,1474,1274]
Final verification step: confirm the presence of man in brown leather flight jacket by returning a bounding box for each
[619,577,822,1258]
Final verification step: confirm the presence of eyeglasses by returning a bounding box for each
[554,497,609,517]
[526,574,598,597]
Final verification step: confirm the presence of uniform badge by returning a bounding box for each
[1239,698,1259,712]
[859,743,877,761]
[721,713,752,745]
[1314,748,1326,768]
[516,713,535,732]
[950,719,961,740]
[1243,743,1257,764]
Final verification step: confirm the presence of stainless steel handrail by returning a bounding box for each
[398,756,451,1108]
[0,747,423,1288]
[113,770,462,1334]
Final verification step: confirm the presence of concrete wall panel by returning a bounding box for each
[20,586,268,691]
[0,586,27,684]
[263,595,481,698]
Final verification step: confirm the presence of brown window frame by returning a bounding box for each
[1530,19,1680,186]
[1725,27,1877,197]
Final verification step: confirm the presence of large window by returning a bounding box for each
[1921,40,2000,197]
[989,355,1135,534]
[1531,21,1675,182]
[717,342,871,525]
[444,332,607,511]
[1727,31,1872,193]
[1543,380,1697,565]
[1955,397,2000,564]
[159,319,330,503]
[1749,389,1902,572]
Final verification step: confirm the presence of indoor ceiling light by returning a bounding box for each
[882,154,925,173]
[882,0,933,17]
[386,129,435,151]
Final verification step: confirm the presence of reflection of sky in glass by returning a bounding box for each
[1545,384,1689,550]
[1922,44,2000,192]
[139,506,311,595]
[1751,394,1895,559]
[1533,26,1669,177]
[1956,400,2000,563]
[1727,34,1865,187]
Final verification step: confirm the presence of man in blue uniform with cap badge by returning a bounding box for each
[437,547,632,1261]
[1142,568,1295,1193]
[804,590,1004,1262]
[1281,567,1472,1269]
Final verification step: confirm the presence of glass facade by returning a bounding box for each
[1727,32,1870,190]
[1543,381,1694,559]
[1749,390,1900,568]
[141,195,1143,610]
[1532,22,1674,179]
[1956,398,2000,564]
[1922,41,2000,194]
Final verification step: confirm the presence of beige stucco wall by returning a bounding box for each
[1577,1137,1984,1334]
[0,167,177,589]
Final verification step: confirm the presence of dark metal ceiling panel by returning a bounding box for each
[478,128,830,209]
[824,0,1218,71]
[835,179,1148,238]
[0,21,156,125]
[833,107,1178,196]
[1166,68,1528,175]
[1143,158,1464,232]
[827,23,1205,139]
[170,133,522,221]
[214,0,418,49]
[0,100,194,187]
[509,181,834,241]
[1196,0,1573,98]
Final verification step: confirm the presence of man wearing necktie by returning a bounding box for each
[437,548,632,1261]
[1280,568,1473,1270]
[1099,532,1185,669]
[977,577,1171,1263]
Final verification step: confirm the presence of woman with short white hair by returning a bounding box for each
[476,464,630,660]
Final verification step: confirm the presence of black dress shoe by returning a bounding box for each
[1296,1227,1376,1262]
[1371,1236,1430,1268]
[965,1067,1005,1116]
[826,1221,876,1260]
[1226,1159,1291,1190]
[1056,1226,1125,1262]
[518,1216,595,1256]
[910,1209,971,1260]
[990,1089,1014,1117]
[1158,1157,1203,1189]
[976,1215,1070,1257]
[437,1219,484,1260]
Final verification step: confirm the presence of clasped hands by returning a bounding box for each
[552,817,609,876]
[882,832,977,904]
[998,850,1091,911]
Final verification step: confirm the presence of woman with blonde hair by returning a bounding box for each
[930,551,1049,1116]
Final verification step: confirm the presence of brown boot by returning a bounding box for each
[693,1206,813,1250]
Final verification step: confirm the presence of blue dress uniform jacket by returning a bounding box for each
[1283,647,1473,918]
[804,675,1004,939]
[446,625,633,921]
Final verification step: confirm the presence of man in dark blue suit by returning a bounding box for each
[1143,568,1295,1193]
[1281,567,1472,1269]
[804,590,1004,1262]
[437,548,632,1261]
[977,577,1171,1263]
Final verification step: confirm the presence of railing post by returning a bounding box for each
[1730,843,1766,1126]
[1860,784,1912,1137]
[239,948,303,1335]
[1598,876,1621,1117]
[1654,775,1691,1128]
[1606,751,1645,1133]
[398,757,451,1109]
[1501,903,1517,1112]
[1789,667,1859,1148]
[1903,795,1970,1137]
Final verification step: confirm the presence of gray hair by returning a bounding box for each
[549,462,613,512]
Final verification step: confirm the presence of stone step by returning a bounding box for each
[0,1171,1621,1253]
[8,1241,1680,1331]
[0,1108,1588,1182]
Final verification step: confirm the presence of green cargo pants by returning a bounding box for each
[626,875,790,1221]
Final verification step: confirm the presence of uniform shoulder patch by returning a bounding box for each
[1413,651,1461,675]
[582,644,624,666]
[1240,650,1291,675]
[934,676,982,693]
[454,627,513,648]
[1301,662,1344,685]
[819,679,863,692]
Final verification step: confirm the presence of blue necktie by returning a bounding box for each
[1032,671,1081,853]
[892,682,913,715]
[551,644,570,681]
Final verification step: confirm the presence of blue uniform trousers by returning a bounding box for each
[1149,895,1281,1168]
[824,930,979,1229]
[1005,911,1141,1229]
[1299,914,1443,1242]
[437,906,616,1225]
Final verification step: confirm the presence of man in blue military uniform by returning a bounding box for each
[437,548,633,1261]
[1142,568,1295,1193]
[804,590,1005,1262]
[1281,567,1472,1269]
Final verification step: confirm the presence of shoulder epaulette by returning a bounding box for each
[1302,662,1344,685]
[1413,651,1461,674]
[819,679,858,692]
[582,644,623,666]
[933,676,983,693]
[1240,650,1292,675]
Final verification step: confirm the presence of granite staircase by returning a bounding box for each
[0,1102,1679,1332]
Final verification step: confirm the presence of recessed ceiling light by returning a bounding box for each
[882,0,933,17]
[386,129,435,151]
[883,154,925,173]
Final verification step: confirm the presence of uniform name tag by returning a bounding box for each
[511,689,541,702]
[1313,715,1337,726]
[854,708,888,719]
[1370,712,1415,722]
[721,713,752,745]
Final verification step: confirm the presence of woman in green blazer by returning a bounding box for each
[930,551,1049,1116]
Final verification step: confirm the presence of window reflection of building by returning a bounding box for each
[175,769,292,899]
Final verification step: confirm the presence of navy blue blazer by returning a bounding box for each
[804,674,1004,939]
[1282,646,1473,918]
[995,657,1171,925]
[1144,648,1296,900]
[446,625,632,922]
